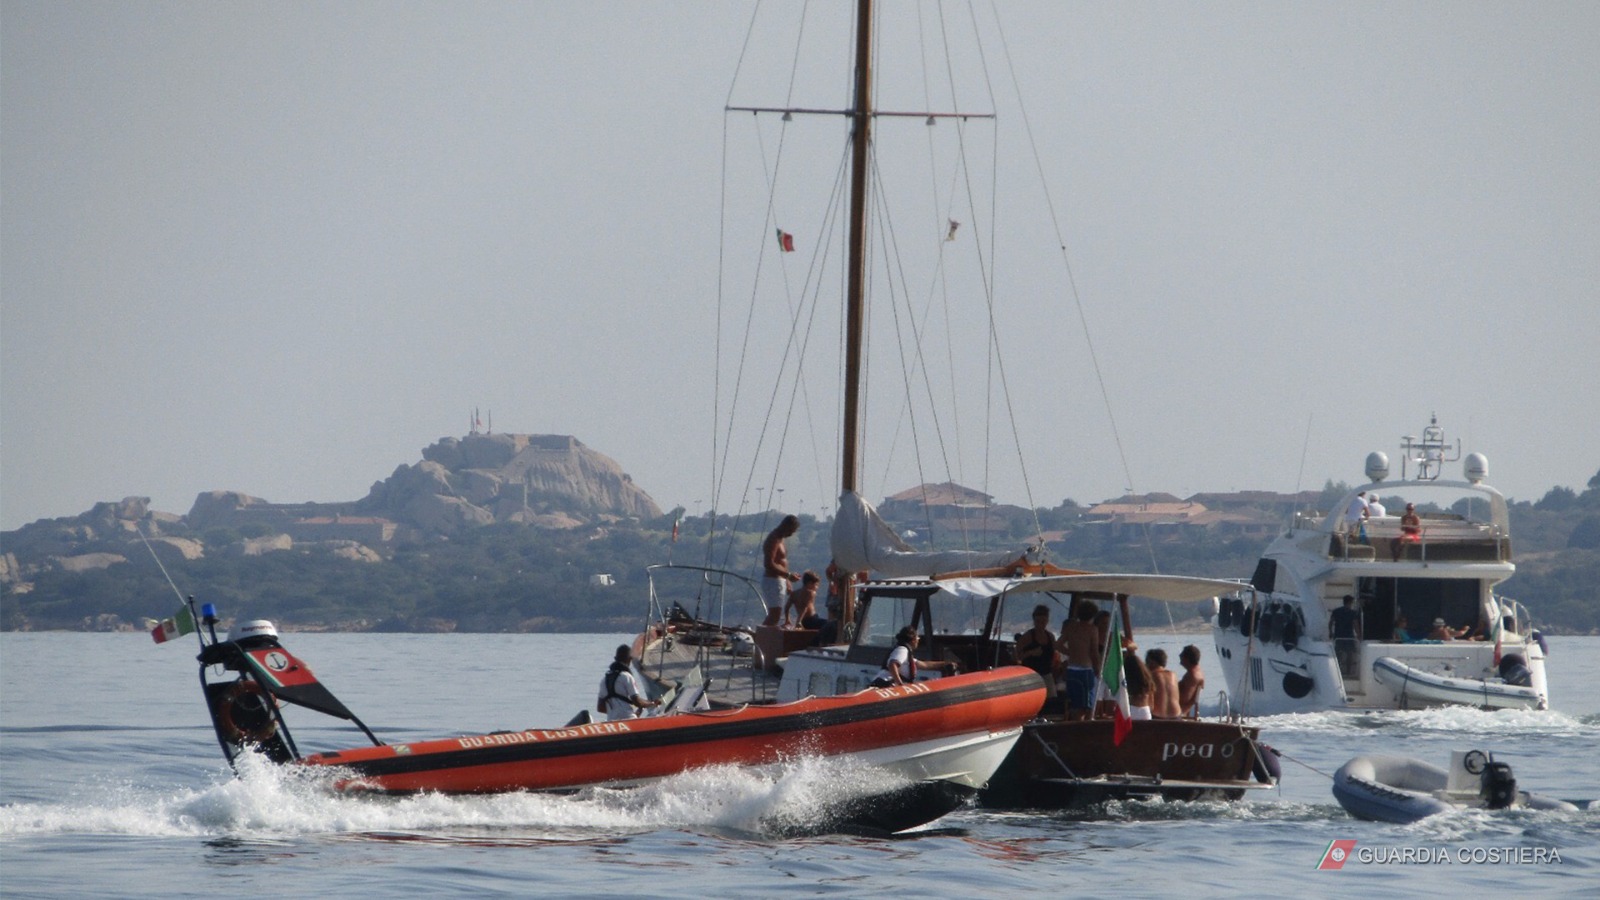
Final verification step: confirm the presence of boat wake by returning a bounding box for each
[0,750,947,841]
[1245,705,1594,738]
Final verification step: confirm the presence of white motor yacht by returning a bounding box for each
[1211,417,1549,714]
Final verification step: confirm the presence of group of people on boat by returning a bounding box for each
[1336,592,1506,650]
[1391,614,1473,643]
[1018,602,1205,722]
[1342,491,1425,559]
[760,515,861,644]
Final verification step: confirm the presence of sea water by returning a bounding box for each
[3,632,1596,897]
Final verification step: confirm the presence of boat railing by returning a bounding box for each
[1216,689,1236,723]
[1292,510,1324,531]
[643,564,775,704]
[1325,522,1511,563]
[1495,595,1535,643]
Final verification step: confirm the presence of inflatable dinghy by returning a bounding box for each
[165,600,1044,834]
[1371,656,1545,710]
[1333,749,1577,823]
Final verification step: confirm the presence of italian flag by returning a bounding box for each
[1099,610,1133,745]
[776,228,795,252]
[150,605,196,644]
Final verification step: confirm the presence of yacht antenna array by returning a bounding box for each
[1399,414,1460,481]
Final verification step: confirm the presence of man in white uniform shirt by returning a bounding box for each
[597,644,659,721]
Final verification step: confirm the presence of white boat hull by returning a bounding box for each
[1211,626,1549,714]
[849,726,1025,790]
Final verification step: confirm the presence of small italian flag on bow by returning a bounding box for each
[150,604,196,644]
[1098,609,1133,745]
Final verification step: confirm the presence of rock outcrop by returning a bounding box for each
[186,491,270,531]
[0,433,664,599]
[360,433,661,532]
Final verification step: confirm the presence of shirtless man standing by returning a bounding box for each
[1146,648,1181,719]
[1177,644,1205,718]
[761,515,800,627]
[1056,601,1102,721]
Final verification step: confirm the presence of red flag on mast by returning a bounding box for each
[776,229,795,252]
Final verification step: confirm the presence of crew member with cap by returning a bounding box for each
[597,644,660,721]
[1343,490,1370,538]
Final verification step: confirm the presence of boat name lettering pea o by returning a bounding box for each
[1160,741,1235,762]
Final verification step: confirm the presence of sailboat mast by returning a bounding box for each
[840,0,873,495]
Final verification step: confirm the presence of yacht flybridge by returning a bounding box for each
[1211,417,1549,714]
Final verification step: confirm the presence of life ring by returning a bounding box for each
[216,680,278,745]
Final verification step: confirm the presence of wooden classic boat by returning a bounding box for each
[986,718,1269,808]
[179,600,1043,834]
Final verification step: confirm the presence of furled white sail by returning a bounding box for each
[831,490,1038,578]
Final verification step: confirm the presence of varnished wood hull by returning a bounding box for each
[981,718,1268,808]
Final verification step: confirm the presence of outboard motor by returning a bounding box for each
[1480,760,1518,810]
[1498,653,1533,687]
[230,619,280,649]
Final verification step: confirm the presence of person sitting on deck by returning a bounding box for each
[869,627,954,688]
[1392,503,1422,559]
[1428,617,1469,641]
[597,645,660,721]
[783,570,824,630]
[1146,648,1182,718]
[1393,615,1419,643]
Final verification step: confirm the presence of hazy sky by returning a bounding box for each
[4,1,1597,532]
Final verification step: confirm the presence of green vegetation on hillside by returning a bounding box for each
[5,475,1597,633]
